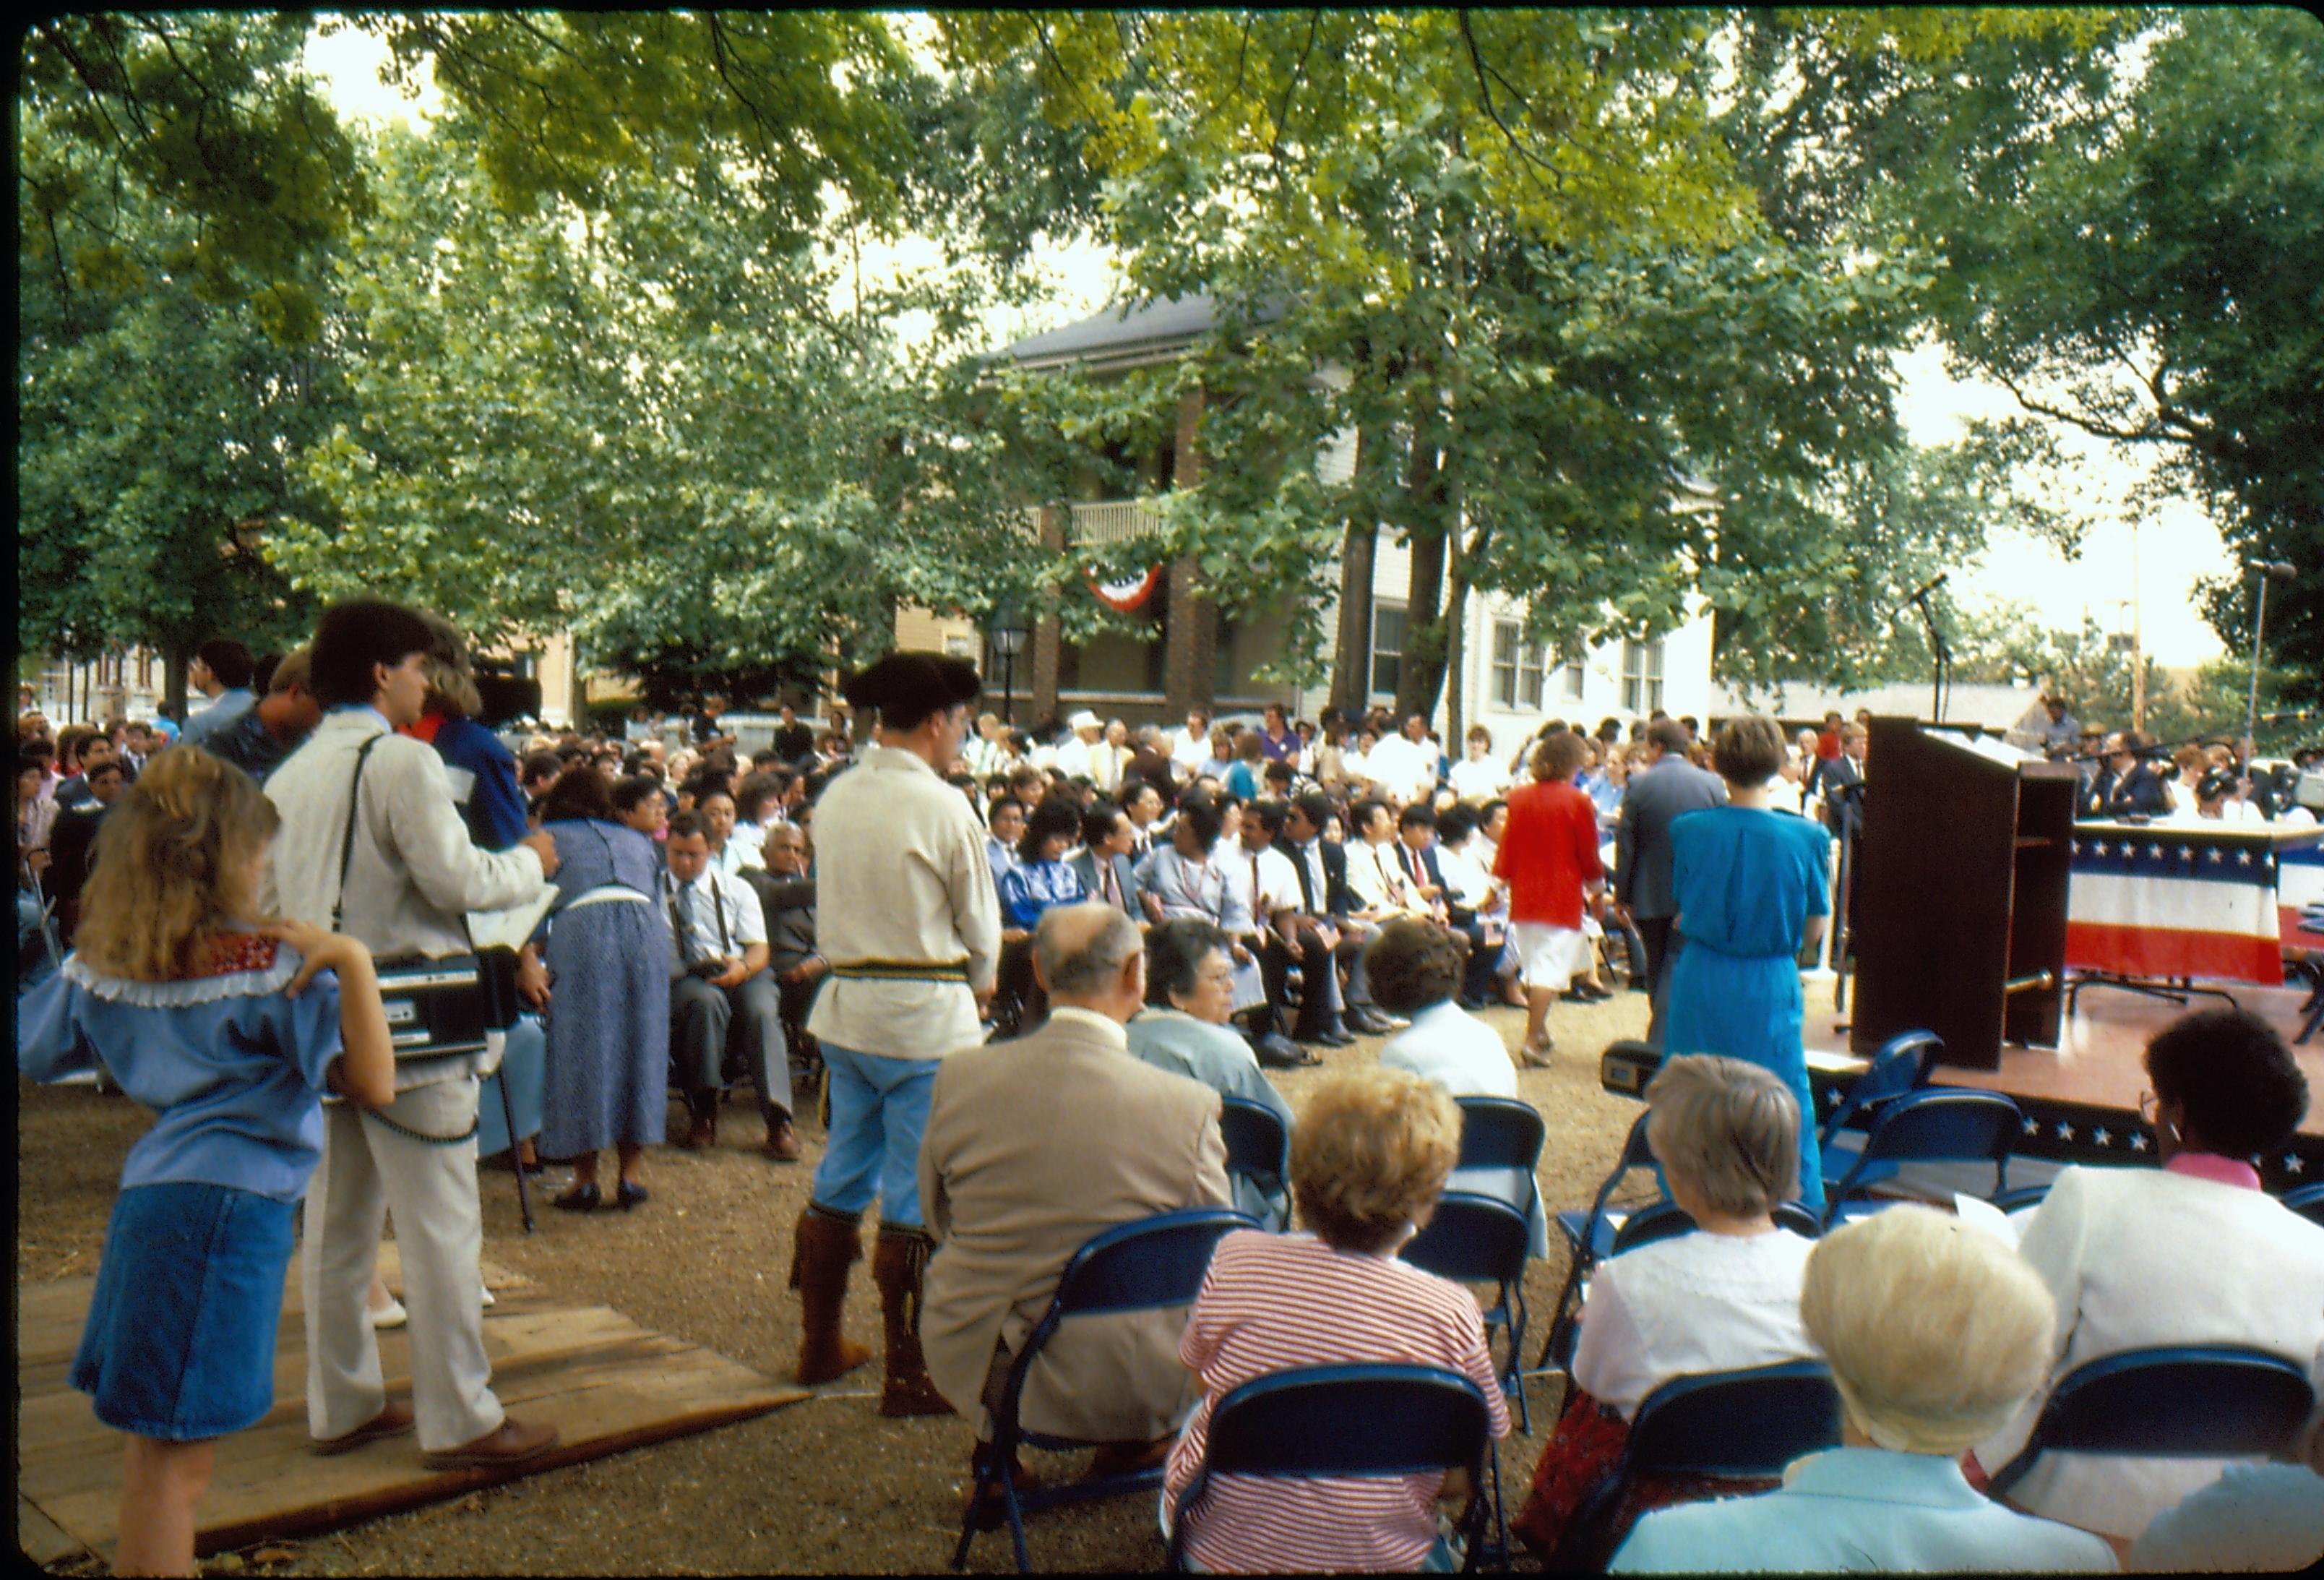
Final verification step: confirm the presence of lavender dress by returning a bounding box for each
[538,819,671,1156]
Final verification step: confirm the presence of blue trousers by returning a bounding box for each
[475,1014,546,1158]
[809,1044,939,1228]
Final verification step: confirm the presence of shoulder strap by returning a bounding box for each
[332,734,384,935]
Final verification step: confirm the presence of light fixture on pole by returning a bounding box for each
[986,599,1030,727]
[2242,558,2297,768]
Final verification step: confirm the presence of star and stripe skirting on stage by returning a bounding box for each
[2064,829,2286,986]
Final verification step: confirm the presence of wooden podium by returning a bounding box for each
[1849,719,2080,1068]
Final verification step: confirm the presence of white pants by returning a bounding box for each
[302,1074,504,1451]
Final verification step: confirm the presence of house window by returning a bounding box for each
[1490,620,1544,710]
[1562,648,1586,702]
[1621,637,1665,715]
[1370,603,1408,698]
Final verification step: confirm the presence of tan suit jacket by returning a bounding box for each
[919,1010,1230,1441]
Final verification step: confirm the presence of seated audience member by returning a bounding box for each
[519,750,564,817]
[1163,1067,1512,1573]
[1006,762,1048,810]
[664,812,799,1159]
[689,783,762,877]
[1345,798,1436,927]
[1230,798,1339,1052]
[1068,801,1139,915]
[1274,789,1389,1036]
[753,820,827,1083]
[1449,724,1510,803]
[1369,918,1515,1098]
[1516,1056,1817,1560]
[1610,1206,2116,1574]
[1127,919,1297,1222]
[2128,1397,2324,1573]
[730,770,788,866]
[920,905,1230,1477]
[1436,804,1523,1009]
[1972,1008,2324,1545]
[983,794,1025,890]
[994,799,1089,1031]
[1223,731,1266,802]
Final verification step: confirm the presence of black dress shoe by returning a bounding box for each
[552,1183,601,1213]
[1346,1005,1396,1036]
[1254,1033,1318,1069]
[1299,1023,1356,1048]
[615,1180,649,1211]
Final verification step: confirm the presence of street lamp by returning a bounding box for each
[987,599,1029,726]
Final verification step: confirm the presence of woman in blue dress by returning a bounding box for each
[533,768,671,1211]
[992,797,1088,1034]
[1664,715,1835,1210]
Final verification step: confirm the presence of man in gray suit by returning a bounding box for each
[1614,716,1726,1044]
[1067,801,1141,915]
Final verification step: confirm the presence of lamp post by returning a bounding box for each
[987,600,1029,727]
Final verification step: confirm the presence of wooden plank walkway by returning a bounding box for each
[17,1245,810,1563]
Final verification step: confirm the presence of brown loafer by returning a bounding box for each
[764,1117,802,1162]
[421,1416,559,1470]
[311,1398,415,1456]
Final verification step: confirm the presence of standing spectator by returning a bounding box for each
[1661,716,1834,1211]
[921,905,1229,1474]
[17,747,396,1578]
[532,768,671,1211]
[793,652,997,1416]
[1818,723,1869,842]
[1367,714,1442,807]
[1615,717,1727,1041]
[1494,731,1606,1066]
[1171,708,1213,779]
[263,597,560,1471]
[1091,720,1133,795]
[199,647,324,787]
[184,637,255,723]
[771,702,817,768]
[664,813,796,1159]
[692,693,736,752]
[41,753,124,945]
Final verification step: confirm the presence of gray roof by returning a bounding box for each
[999,293,1286,373]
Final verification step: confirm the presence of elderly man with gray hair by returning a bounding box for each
[918,902,1231,1487]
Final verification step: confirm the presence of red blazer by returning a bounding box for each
[1492,779,1604,927]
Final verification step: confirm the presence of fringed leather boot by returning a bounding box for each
[872,1227,954,1417]
[789,1202,873,1385]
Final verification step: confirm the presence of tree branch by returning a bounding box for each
[1268,9,1322,164]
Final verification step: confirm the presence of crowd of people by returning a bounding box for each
[17,620,2324,1574]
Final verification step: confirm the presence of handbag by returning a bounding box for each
[335,735,522,1064]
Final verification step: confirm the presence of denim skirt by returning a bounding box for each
[72,1182,297,1441]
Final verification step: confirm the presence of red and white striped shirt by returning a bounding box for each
[1166,1229,1512,1573]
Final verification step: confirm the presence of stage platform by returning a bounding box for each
[1605,976,2323,1191]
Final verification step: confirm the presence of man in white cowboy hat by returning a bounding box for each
[1054,710,1105,783]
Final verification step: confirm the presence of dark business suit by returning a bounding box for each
[744,871,824,1073]
[1067,848,1140,915]
[1273,834,1364,1033]
[1615,754,1727,1043]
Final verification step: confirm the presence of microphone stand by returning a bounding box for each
[1911,588,1952,724]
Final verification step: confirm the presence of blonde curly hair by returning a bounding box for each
[74,747,279,982]
[1291,1067,1461,1253]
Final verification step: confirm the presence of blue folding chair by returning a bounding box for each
[1821,1089,2023,1229]
[2282,1180,2324,1229]
[1456,1095,1546,1171]
[1985,1344,2316,1501]
[1990,1182,2055,1216]
[1541,1110,1659,1368]
[1218,1096,1291,1232]
[1607,1200,1823,1259]
[1561,1360,1842,1570]
[1816,1029,1942,1187]
[1402,1191,1535,1441]
[1166,1364,1494,1573]
[952,1207,1255,1573]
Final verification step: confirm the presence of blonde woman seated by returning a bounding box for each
[1163,1068,1511,1573]
[1610,1206,2116,1573]
[1513,1056,1817,1560]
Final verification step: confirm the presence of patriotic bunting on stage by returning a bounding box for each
[2283,838,2324,948]
[2065,828,2287,985]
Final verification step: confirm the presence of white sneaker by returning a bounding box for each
[369,1296,408,1330]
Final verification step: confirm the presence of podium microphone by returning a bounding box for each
[2245,559,2297,580]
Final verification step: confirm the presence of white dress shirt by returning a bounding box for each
[1345,837,1428,920]
[664,864,767,964]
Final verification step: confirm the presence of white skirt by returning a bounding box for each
[1508,922,1589,991]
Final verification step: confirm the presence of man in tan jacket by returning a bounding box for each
[919,903,1230,1472]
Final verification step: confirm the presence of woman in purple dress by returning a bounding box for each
[533,768,671,1211]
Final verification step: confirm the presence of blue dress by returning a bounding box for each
[537,819,671,1156]
[1663,806,1833,1208]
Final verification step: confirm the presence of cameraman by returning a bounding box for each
[663,811,797,1159]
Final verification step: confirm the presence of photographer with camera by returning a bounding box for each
[663,812,799,1160]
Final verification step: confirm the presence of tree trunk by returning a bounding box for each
[1395,401,1450,725]
[1327,425,1378,718]
[162,650,189,725]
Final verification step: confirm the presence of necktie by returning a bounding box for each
[1249,853,1263,924]
[1103,861,1119,909]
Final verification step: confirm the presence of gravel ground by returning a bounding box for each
[21,990,1662,1576]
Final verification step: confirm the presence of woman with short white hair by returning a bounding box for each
[1610,1206,2116,1573]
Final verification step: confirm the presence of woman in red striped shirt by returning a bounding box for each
[1491,730,1606,1067]
[1164,1067,1511,1572]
